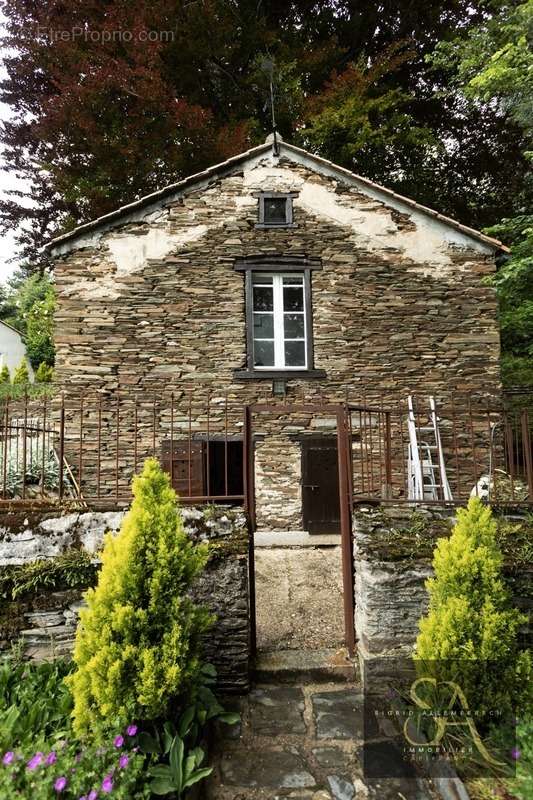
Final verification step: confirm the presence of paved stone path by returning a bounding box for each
[206,680,438,799]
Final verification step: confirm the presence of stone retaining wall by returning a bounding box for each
[0,504,250,693]
[353,504,533,685]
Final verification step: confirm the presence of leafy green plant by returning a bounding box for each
[139,664,239,797]
[35,361,54,383]
[0,725,150,800]
[67,458,212,735]
[416,497,533,726]
[12,358,30,385]
[0,365,10,384]
[0,549,98,602]
[0,435,60,497]
[0,659,74,751]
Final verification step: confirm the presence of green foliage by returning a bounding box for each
[416,498,533,724]
[67,458,211,735]
[298,44,437,176]
[11,357,29,385]
[0,274,55,370]
[0,725,150,800]
[0,549,98,602]
[149,736,211,796]
[0,434,60,498]
[139,664,239,798]
[35,361,53,383]
[511,717,533,799]
[0,658,74,751]
[484,215,533,387]
[432,0,533,139]
[0,365,9,385]
[25,283,55,369]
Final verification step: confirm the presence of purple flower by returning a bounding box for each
[27,752,44,770]
[54,776,68,792]
[88,791,98,800]
[2,752,14,766]
[118,754,129,769]
[45,751,57,766]
[113,735,124,748]
[512,747,521,761]
[102,774,113,793]
[126,724,138,737]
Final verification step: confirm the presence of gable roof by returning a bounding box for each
[47,140,508,254]
[0,319,24,337]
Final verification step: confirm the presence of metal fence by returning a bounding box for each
[0,392,247,506]
[0,389,531,508]
[348,393,533,505]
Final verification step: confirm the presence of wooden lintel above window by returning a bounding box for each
[233,254,322,271]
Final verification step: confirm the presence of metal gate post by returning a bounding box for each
[337,405,356,657]
[243,405,257,659]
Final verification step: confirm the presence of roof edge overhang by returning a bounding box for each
[46,140,509,256]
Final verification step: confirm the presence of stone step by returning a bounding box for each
[254,648,357,685]
[254,530,341,547]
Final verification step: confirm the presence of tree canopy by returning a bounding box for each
[0,0,531,385]
[0,0,529,266]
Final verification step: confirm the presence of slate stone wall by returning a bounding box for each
[0,505,250,693]
[51,155,501,528]
[353,504,533,685]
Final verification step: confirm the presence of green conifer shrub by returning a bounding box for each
[0,365,10,384]
[11,358,29,385]
[35,361,53,383]
[416,497,532,723]
[67,458,211,736]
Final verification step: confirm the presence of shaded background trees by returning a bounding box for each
[0,0,531,383]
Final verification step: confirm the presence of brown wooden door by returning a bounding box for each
[161,441,205,497]
[301,436,340,534]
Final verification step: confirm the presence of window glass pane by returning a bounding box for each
[252,273,273,285]
[284,313,305,338]
[253,286,273,312]
[263,197,287,224]
[283,275,303,286]
[283,286,304,312]
[284,340,306,367]
[254,339,275,367]
[254,313,274,338]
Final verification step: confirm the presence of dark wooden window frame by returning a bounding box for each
[233,254,326,380]
[253,191,299,228]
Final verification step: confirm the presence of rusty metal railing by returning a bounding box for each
[0,391,246,507]
[348,392,533,505]
[0,389,531,509]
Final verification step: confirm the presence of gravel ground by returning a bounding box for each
[255,546,345,651]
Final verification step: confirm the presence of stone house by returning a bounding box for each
[46,136,506,532]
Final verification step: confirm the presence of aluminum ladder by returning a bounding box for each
[407,396,453,501]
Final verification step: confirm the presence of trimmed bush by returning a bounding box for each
[67,458,211,736]
[416,497,532,723]
[11,358,29,385]
[35,361,53,383]
[0,365,10,384]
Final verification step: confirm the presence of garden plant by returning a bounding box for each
[0,459,238,797]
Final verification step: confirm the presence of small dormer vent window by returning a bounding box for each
[254,192,297,228]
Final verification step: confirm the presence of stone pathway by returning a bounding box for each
[207,680,438,799]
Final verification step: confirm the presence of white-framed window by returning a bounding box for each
[252,272,307,369]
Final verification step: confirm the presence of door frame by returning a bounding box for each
[243,402,355,658]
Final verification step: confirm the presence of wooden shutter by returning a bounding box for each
[161,440,205,497]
